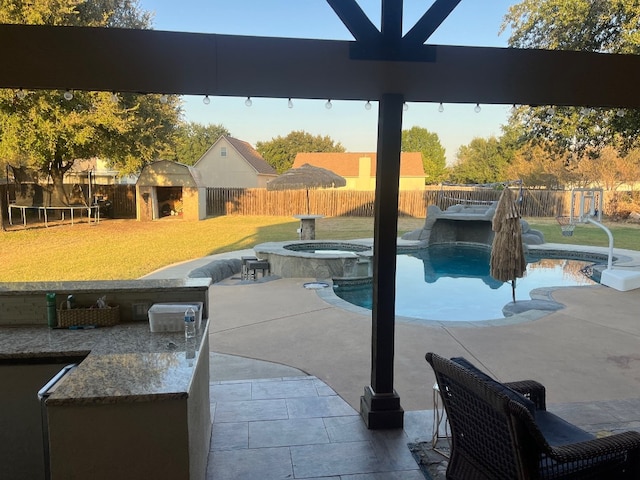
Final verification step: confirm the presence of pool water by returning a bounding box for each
[332,244,596,322]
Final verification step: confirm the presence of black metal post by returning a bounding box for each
[360,92,404,429]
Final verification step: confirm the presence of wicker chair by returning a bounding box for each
[425,352,640,479]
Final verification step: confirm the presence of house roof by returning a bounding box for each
[293,152,425,177]
[224,136,277,176]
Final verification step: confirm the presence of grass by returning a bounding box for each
[1,215,638,282]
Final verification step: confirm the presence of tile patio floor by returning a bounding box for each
[205,356,640,480]
[207,374,433,480]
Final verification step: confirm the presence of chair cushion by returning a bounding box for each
[451,357,537,418]
[535,410,594,446]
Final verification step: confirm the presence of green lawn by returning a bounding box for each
[1,215,638,282]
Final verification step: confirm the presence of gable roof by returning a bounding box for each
[137,159,204,187]
[293,152,425,177]
[225,136,277,175]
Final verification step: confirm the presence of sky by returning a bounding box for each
[139,0,517,164]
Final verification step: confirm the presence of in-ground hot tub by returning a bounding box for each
[253,241,373,278]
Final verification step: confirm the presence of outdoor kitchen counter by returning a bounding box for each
[0,321,209,405]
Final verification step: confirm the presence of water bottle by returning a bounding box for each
[46,293,57,328]
[184,307,196,339]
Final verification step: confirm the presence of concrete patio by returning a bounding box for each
[146,245,640,479]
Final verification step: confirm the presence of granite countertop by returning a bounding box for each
[0,321,208,406]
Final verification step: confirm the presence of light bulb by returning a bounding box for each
[16,89,26,100]
[288,98,294,109]
[474,103,481,113]
[159,94,168,104]
[438,102,444,113]
[110,92,119,103]
[547,106,555,116]
[203,95,210,105]
[403,102,409,112]
[510,104,517,114]
[245,96,252,107]
[325,99,332,109]
[365,101,372,111]
[616,109,625,117]
[63,90,73,101]
[580,107,590,116]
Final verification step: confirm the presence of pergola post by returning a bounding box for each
[360,93,404,429]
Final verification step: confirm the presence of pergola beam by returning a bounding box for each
[403,0,462,45]
[325,0,380,44]
[1,24,639,108]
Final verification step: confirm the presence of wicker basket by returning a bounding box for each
[57,303,120,327]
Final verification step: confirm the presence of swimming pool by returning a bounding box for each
[332,243,597,322]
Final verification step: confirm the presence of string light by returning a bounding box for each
[403,102,409,112]
[15,89,26,100]
[510,104,517,114]
[245,96,252,107]
[616,109,625,117]
[325,99,332,109]
[438,102,444,113]
[63,89,73,101]
[159,94,168,104]
[287,98,294,109]
[474,103,481,113]
[546,105,555,116]
[203,95,210,105]
[365,100,372,111]
[110,92,119,103]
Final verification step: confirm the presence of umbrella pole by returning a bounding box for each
[306,189,310,215]
[511,279,516,303]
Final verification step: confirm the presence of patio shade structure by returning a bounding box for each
[266,164,346,215]
[1,0,640,429]
[490,188,527,303]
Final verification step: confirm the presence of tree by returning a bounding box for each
[578,146,640,191]
[449,137,511,184]
[0,1,181,205]
[174,122,230,165]
[401,126,446,184]
[501,1,640,158]
[256,130,345,173]
[506,141,574,189]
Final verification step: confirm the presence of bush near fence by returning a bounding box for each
[206,187,626,218]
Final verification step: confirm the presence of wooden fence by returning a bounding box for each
[206,187,584,218]
[3,185,629,225]
[93,184,136,219]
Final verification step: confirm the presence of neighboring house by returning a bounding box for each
[193,135,277,188]
[66,158,137,185]
[293,152,426,190]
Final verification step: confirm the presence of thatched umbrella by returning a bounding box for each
[490,188,527,302]
[266,163,346,214]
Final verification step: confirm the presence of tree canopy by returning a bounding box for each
[501,0,640,160]
[449,137,512,185]
[401,126,446,184]
[256,130,345,174]
[0,0,181,204]
[174,123,230,165]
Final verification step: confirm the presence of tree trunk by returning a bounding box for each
[48,157,72,206]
